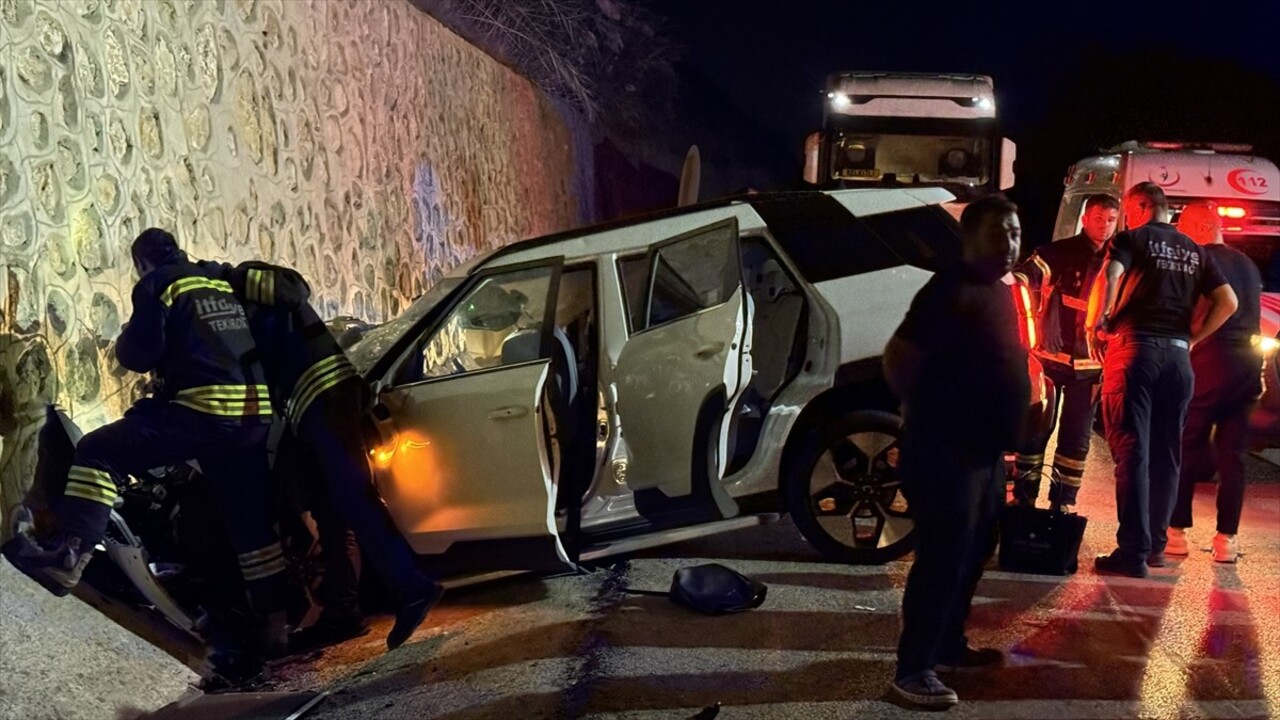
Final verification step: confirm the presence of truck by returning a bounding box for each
[1052,140,1280,448]
[802,72,1017,212]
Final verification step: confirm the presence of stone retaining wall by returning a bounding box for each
[0,0,586,522]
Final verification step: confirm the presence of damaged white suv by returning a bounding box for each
[348,188,1047,572]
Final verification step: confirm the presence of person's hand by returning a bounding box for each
[1087,327,1108,363]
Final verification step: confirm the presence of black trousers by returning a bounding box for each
[57,405,287,616]
[1015,368,1098,507]
[1172,344,1262,535]
[896,434,1003,679]
[1100,335,1193,562]
[285,380,432,607]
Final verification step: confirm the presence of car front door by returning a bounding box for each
[368,259,574,572]
[613,219,750,517]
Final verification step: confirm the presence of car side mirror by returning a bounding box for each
[803,132,822,185]
[1000,138,1017,190]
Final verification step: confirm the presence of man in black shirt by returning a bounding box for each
[1012,194,1120,511]
[884,194,1030,710]
[1168,201,1263,563]
[1086,183,1238,578]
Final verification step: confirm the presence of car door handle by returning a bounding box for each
[488,406,528,420]
[694,342,725,359]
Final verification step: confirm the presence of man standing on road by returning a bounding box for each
[1012,194,1120,512]
[1086,183,1238,578]
[1167,200,1263,564]
[883,194,1030,710]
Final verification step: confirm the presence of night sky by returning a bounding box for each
[651,0,1280,244]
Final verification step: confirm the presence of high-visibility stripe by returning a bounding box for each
[288,355,357,428]
[245,268,278,305]
[65,481,118,507]
[68,466,116,492]
[174,385,272,417]
[238,542,284,564]
[1055,455,1087,471]
[160,277,233,307]
[241,557,287,581]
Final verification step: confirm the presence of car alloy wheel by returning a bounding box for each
[788,411,915,564]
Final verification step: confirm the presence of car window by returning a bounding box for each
[391,265,555,386]
[617,254,648,332]
[646,222,738,328]
[348,277,463,374]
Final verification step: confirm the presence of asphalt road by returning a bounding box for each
[247,439,1280,720]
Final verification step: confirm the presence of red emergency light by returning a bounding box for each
[1217,206,1248,219]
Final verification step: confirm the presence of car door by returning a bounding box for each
[613,218,751,509]
[367,259,574,572]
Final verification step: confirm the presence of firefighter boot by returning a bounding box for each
[1,534,92,597]
[262,611,291,661]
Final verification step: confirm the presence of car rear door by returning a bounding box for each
[367,259,574,572]
[613,218,751,515]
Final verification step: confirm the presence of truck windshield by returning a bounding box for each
[823,117,998,193]
[830,132,990,185]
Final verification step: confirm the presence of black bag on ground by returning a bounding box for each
[663,563,768,615]
[998,503,1088,575]
[624,561,762,609]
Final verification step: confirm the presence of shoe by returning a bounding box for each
[935,646,1003,673]
[1165,528,1190,556]
[1147,552,1167,568]
[1,535,91,597]
[201,652,269,693]
[387,582,444,651]
[288,613,371,654]
[262,611,291,660]
[1212,533,1239,563]
[1095,550,1147,578]
[890,670,959,710]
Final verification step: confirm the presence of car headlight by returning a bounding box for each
[1253,335,1280,357]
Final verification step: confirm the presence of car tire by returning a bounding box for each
[787,410,915,565]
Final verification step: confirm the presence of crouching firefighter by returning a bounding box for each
[216,260,443,652]
[1,228,289,683]
[1011,194,1120,512]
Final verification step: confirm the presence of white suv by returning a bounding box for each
[347,188,1048,573]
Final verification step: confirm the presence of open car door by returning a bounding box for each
[367,259,575,573]
[614,218,751,522]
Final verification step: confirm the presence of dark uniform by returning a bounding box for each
[215,262,438,649]
[3,246,290,679]
[1171,245,1263,535]
[1098,222,1228,568]
[1012,233,1107,508]
[893,268,1030,682]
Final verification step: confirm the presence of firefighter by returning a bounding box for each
[1086,184,1238,577]
[1011,194,1120,511]
[213,260,443,652]
[1,228,288,684]
[1168,201,1263,563]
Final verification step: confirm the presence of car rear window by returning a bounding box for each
[748,194,960,283]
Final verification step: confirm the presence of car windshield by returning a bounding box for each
[347,276,464,374]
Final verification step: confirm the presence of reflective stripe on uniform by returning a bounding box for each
[64,466,119,507]
[160,277,234,307]
[238,542,286,581]
[173,384,273,418]
[288,354,358,429]
[1054,454,1087,487]
[245,268,276,304]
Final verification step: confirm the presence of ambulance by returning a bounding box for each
[1052,141,1280,447]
